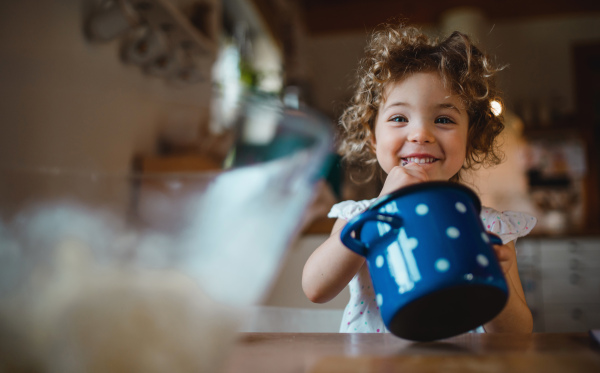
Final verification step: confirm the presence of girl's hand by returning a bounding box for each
[484,238,533,333]
[492,241,516,275]
[379,163,429,197]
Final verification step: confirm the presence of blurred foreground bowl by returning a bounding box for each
[0,99,332,372]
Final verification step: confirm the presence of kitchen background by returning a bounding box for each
[0,0,599,333]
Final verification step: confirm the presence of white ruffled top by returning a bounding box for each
[328,198,537,334]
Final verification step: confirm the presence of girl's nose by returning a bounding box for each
[407,124,435,144]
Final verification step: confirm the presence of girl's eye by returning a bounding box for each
[390,116,408,123]
[435,117,455,124]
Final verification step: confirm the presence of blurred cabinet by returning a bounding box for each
[517,238,600,332]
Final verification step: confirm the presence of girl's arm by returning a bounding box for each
[484,240,533,333]
[303,163,429,304]
[302,218,365,303]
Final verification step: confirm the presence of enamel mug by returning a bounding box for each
[340,182,508,341]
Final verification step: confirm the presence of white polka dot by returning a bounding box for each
[481,232,490,243]
[375,255,384,268]
[455,202,467,213]
[416,203,429,216]
[464,273,474,281]
[376,293,383,306]
[477,254,489,267]
[435,258,450,272]
[446,227,460,239]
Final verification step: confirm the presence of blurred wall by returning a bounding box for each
[487,14,600,116]
[303,13,600,122]
[0,0,212,172]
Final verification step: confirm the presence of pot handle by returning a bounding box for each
[340,211,403,256]
[487,232,503,245]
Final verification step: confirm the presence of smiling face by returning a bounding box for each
[372,72,469,181]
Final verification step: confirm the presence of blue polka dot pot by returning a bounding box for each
[340,181,508,341]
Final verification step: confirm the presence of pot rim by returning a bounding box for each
[370,181,482,214]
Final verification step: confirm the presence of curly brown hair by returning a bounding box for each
[338,22,505,183]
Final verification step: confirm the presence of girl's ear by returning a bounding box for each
[368,131,377,152]
[369,125,377,145]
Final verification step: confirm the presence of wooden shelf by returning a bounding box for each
[302,216,335,235]
[135,154,222,173]
[523,125,582,140]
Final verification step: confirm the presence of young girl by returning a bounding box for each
[302,22,536,334]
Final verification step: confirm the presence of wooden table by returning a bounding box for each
[224,332,600,373]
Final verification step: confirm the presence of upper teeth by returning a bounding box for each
[405,157,436,164]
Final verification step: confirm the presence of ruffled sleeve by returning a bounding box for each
[328,198,377,221]
[480,206,537,245]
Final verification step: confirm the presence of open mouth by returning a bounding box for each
[401,157,439,166]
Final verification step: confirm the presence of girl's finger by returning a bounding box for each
[402,163,429,180]
[493,244,511,262]
[492,245,512,274]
